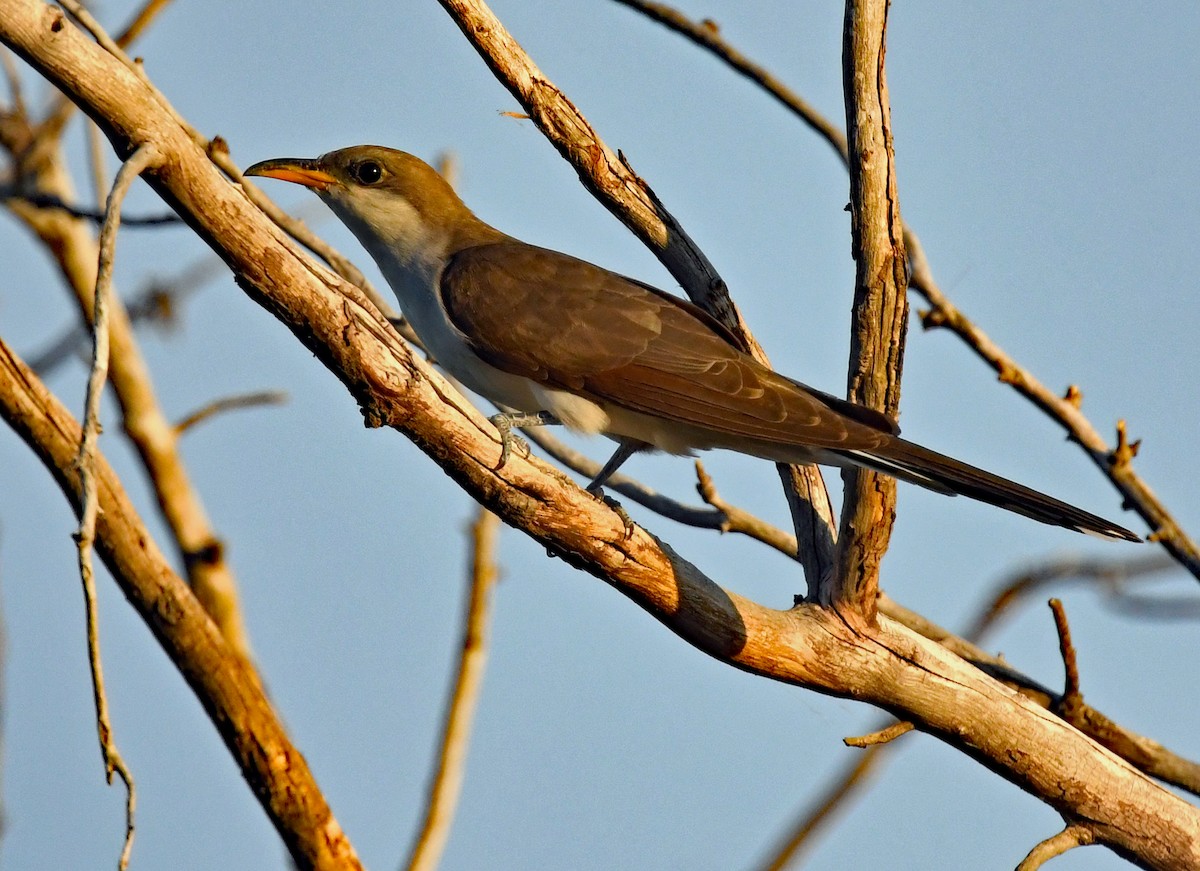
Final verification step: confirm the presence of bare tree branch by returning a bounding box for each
[1016,823,1096,871]
[73,143,160,869]
[825,0,907,622]
[1048,599,1081,704]
[404,508,500,871]
[173,390,287,435]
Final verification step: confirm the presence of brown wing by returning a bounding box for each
[439,242,896,451]
[440,243,1140,541]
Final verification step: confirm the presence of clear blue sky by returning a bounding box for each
[2,3,1198,869]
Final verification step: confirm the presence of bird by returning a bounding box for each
[244,145,1139,542]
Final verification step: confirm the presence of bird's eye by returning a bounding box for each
[352,160,383,185]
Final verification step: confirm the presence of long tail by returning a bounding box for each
[834,439,1141,542]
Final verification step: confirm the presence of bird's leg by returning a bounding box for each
[586,439,645,535]
[586,439,643,493]
[489,410,561,470]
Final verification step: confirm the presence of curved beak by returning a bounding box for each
[244,157,336,190]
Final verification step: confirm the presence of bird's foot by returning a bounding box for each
[586,482,636,538]
[489,410,560,470]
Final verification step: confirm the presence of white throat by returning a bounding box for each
[323,188,447,312]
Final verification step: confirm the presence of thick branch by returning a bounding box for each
[827,0,908,621]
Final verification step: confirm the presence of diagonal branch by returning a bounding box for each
[404,507,500,871]
[759,563,1199,869]
[610,1,850,166]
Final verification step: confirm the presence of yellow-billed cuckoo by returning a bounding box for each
[245,145,1139,541]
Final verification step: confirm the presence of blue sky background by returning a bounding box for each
[2,3,1198,869]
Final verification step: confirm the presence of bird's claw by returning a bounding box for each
[489,413,528,471]
[587,483,635,537]
[489,410,559,471]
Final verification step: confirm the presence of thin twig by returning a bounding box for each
[404,508,501,871]
[1048,599,1081,703]
[1,187,180,225]
[173,391,288,435]
[843,720,913,748]
[693,461,799,556]
[610,1,849,166]
[1015,824,1095,871]
[74,142,161,871]
[962,553,1177,641]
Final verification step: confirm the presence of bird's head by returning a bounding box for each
[245,145,493,264]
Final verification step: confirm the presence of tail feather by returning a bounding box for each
[837,440,1140,542]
